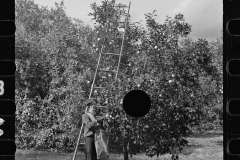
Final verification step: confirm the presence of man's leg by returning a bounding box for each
[85,136,95,160]
[92,138,97,160]
[84,141,87,160]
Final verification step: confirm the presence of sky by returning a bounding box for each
[32,0,223,42]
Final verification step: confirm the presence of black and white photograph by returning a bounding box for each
[15,0,223,159]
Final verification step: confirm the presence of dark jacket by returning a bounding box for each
[82,113,97,137]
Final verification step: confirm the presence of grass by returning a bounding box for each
[16,130,223,160]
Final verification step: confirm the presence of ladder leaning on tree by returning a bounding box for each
[72,1,131,160]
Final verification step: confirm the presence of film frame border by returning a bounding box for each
[0,0,239,159]
[0,0,16,159]
[224,0,240,159]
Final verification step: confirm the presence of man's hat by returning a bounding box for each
[85,98,96,106]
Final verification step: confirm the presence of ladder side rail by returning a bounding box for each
[72,1,129,159]
[88,45,105,103]
[72,45,104,160]
[115,1,131,79]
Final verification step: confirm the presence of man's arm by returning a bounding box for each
[82,114,97,129]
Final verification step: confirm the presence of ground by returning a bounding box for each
[15,131,223,160]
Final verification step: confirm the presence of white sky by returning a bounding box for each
[32,0,223,41]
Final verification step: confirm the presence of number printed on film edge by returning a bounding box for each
[0,80,4,96]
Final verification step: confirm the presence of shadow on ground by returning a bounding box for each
[215,139,223,146]
[180,144,204,156]
[192,132,222,138]
[180,131,223,156]
[16,131,223,160]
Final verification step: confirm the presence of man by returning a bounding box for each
[82,99,99,160]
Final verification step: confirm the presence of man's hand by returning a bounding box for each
[95,120,101,128]
[96,114,107,120]
[94,120,101,125]
[93,120,98,124]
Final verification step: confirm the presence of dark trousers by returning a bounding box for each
[84,136,97,160]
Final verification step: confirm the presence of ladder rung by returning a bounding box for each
[94,86,107,89]
[114,36,123,39]
[108,19,125,24]
[103,53,120,56]
[98,69,117,72]
[95,105,108,108]
[114,5,128,8]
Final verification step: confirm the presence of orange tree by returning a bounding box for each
[15,0,97,150]
[88,1,219,160]
[207,32,223,128]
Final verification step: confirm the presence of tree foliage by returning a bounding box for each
[15,0,96,150]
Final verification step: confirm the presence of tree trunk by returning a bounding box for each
[123,148,129,160]
[123,142,129,160]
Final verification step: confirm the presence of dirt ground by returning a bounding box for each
[15,132,223,160]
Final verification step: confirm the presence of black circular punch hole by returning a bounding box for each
[122,90,151,118]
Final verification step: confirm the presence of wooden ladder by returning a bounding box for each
[72,1,131,160]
